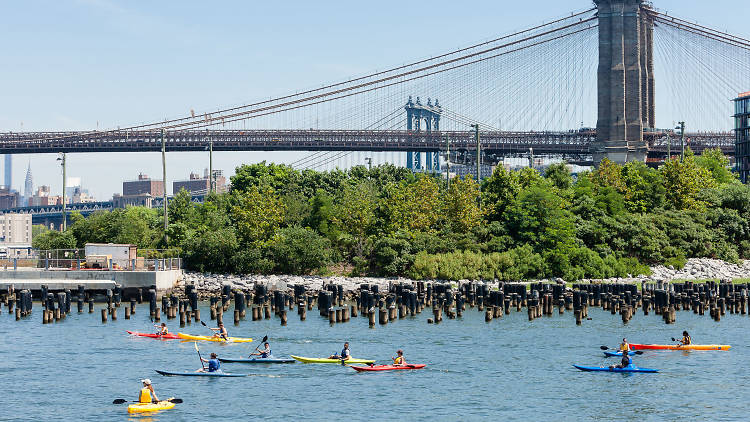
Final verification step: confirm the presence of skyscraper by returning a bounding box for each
[3,155,11,190]
[23,163,33,207]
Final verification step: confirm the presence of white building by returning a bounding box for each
[0,213,32,245]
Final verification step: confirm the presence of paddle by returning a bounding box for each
[195,342,206,371]
[250,335,269,357]
[600,346,643,355]
[113,398,182,404]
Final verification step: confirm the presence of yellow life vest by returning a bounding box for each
[139,387,152,403]
[394,356,404,365]
[683,336,691,345]
[619,343,629,352]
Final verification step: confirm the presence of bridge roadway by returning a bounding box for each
[0,130,735,158]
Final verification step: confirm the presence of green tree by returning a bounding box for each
[382,175,442,235]
[544,162,573,190]
[231,186,285,246]
[331,181,378,257]
[32,230,76,250]
[481,166,520,221]
[445,175,482,233]
[268,226,331,274]
[660,150,717,210]
[695,148,736,185]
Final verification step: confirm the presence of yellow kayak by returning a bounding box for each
[177,333,253,343]
[291,355,375,364]
[127,400,175,413]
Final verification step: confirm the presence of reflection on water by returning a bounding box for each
[0,301,745,420]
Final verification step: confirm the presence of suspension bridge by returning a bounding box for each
[2,1,748,172]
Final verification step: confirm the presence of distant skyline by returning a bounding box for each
[1,0,748,199]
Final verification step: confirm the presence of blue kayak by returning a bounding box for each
[155,369,247,377]
[603,351,637,357]
[218,357,295,364]
[573,364,658,373]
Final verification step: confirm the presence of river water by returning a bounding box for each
[1,302,747,421]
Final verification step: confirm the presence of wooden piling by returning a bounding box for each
[280,310,287,326]
[368,310,375,327]
[379,308,388,325]
[101,308,107,323]
[234,310,240,325]
[350,305,358,318]
[125,306,131,319]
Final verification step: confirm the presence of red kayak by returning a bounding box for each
[127,330,180,340]
[351,364,426,372]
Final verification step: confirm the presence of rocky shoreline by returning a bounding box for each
[177,258,750,294]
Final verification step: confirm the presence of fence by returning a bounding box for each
[5,249,183,272]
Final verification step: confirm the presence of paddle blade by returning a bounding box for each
[168,398,183,404]
[194,342,199,352]
[201,320,208,327]
[261,335,268,343]
[113,399,127,404]
[635,351,644,355]
[600,346,609,350]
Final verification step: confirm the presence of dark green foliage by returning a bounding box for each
[46,150,747,279]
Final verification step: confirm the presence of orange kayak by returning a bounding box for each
[629,343,730,351]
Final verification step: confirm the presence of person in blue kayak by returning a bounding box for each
[250,342,272,358]
[392,349,406,366]
[199,352,220,372]
[210,323,228,340]
[618,338,630,352]
[138,379,159,404]
[328,342,351,361]
[678,331,692,345]
[610,352,632,370]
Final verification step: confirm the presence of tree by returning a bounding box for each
[445,175,482,233]
[382,175,442,235]
[331,181,378,257]
[267,227,331,274]
[231,186,285,246]
[544,162,573,190]
[230,162,297,193]
[481,166,520,221]
[660,150,717,210]
[32,230,76,250]
[696,148,736,185]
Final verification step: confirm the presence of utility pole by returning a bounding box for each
[445,135,451,189]
[678,121,686,160]
[471,124,480,183]
[667,131,671,161]
[209,136,214,193]
[161,129,168,245]
[57,153,66,231]
[365,157,372,170]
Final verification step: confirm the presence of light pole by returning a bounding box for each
[470,124,480,183]
[677,121,686,160]
[365,157,372,170]
[209,137,214,193]
[666,130,672,161]
[161,129,168,244]
[56,153,66,231]
[445,135,451,189]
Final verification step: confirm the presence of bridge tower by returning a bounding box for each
[594,0,655,164]
[405,96,441,172]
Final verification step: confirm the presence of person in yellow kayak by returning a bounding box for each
[199,352,221,372]
[327,342,351,361]
[618,338,630,352]
[154,323,169,336]
[210,323,228,340]
[392,349,406,366]
[679,331,692,345]
[138,379,159,404]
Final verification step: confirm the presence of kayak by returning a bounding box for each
[291,355,376,364]
[603,351,637,357]
[177,333,253,343]
[219,357,296,364]
[127,400,175,413]
[573,364,658,373]
[155,370,246,377]
[351,364,426,372]
[127,331,180,340]
[628,343,731,351]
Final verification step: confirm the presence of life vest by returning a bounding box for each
[683,336,691,345]
[619,343,629,352]
[139,387,152,403]
[394,356,404,365]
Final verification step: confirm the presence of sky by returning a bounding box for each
[1,0,747,199]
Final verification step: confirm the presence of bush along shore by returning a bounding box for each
[32,148,750,282]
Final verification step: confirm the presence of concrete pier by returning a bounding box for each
[0,269,182,292]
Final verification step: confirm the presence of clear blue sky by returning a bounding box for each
[0,0,746,199]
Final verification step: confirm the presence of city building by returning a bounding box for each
[72,187,96,203]
[0,213,32,245]
[28,185,63,206]
[23,163,33,207]
[112,193,154,208]
[123,173,164,196]
[735,91,750,184]
[173,169,226,195]
[0,187,19,209]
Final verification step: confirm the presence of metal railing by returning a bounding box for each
[5,249,184,272]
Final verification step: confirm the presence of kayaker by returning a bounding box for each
[679,331,692,345]
[154,323,169,336]
[328,342,351,361]
[138,379,159,404]
[250,342,272,358]
[610,352,632,369]
[199,352,221,372]
[618,338,630,352]
[210,323,228,340]
[392,349,406,366]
